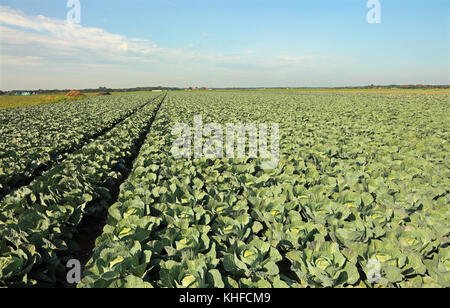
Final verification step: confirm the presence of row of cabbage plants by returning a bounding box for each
[0,94,157,200]
[0,94,165,287]
[80,92,448,288]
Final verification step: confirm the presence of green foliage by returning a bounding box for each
[0,94,163,286]
[0,94,157,200]
[80,92,449,288]
[2,91,449,288]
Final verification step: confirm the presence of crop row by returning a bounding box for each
[0,94,159,200]
[0,94,165,287]
[80,92,449,288]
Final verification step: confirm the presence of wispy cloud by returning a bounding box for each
[0,6,247,67]
[278,55,320,63]
[0,55,43,66]
[0,6,320,68]
[0,6,164,64]
[0,6,325,89]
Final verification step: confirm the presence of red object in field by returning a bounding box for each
[66,91,85,97]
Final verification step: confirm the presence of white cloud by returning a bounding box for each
[0,7,316,68]
[0,55,43,66]
[278,55,319,63]
[0,6,245,68]
[0,6,325,89]
[0,6,163,63]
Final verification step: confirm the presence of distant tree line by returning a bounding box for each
[0,86,184,95]
[1,84,449,94]
[210,85,450,90]
[339,84,450,90]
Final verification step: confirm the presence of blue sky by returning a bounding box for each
[0,0,448,90]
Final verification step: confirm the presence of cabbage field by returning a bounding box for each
[0,91,449,288]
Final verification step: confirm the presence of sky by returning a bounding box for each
[0,0,449,90]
